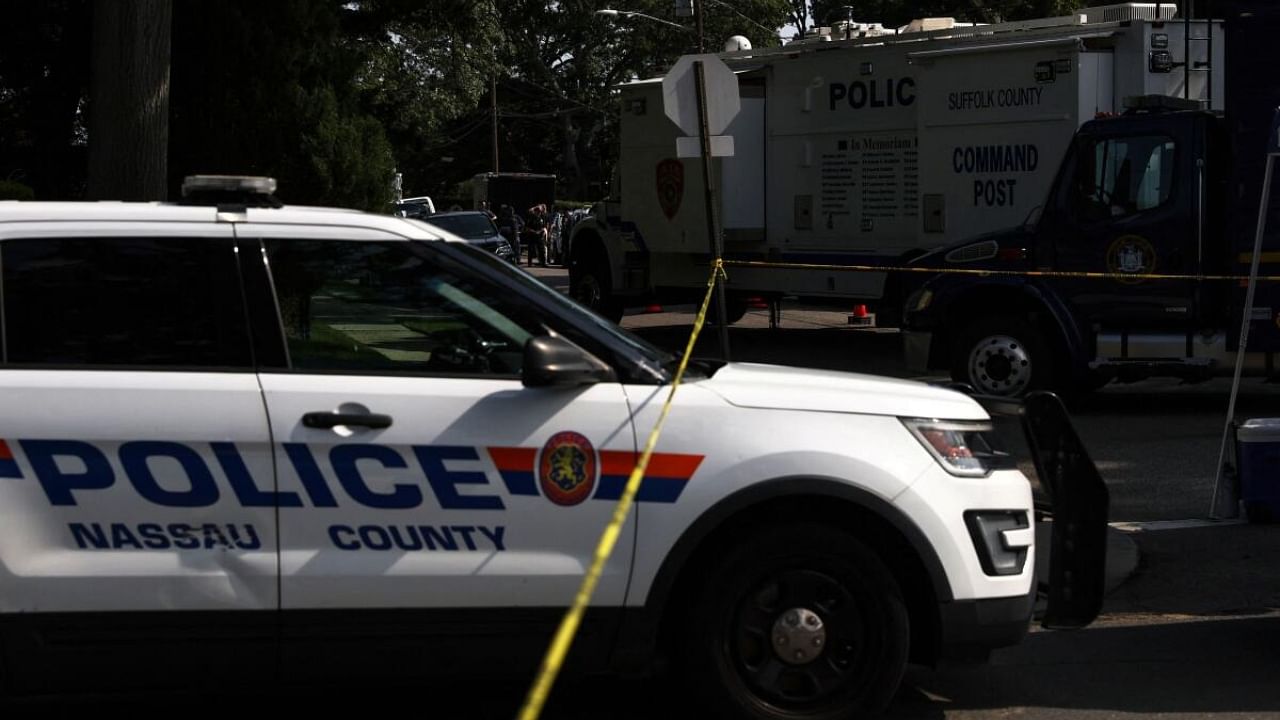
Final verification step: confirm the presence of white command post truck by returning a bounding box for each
[567,3,1222,323]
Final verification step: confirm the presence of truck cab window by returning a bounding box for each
[1074,135,1176,221]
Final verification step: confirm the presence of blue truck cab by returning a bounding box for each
[903,2,1280,397]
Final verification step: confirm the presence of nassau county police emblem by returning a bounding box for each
[1105,234,1156,284]
[655,158,684,220]
[538,431,598,506]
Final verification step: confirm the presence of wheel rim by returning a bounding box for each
[731,568,869,709]
[967,333,1032,396]
[574,273,603,309]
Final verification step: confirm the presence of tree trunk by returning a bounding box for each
[559,111,583,198]
[87,0,171,201]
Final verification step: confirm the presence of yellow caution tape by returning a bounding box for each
[517,259,728,720]
[722,259,1280,283]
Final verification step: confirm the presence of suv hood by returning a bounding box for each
[698,363,988,420]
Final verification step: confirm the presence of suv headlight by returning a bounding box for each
[901,418,1013,477]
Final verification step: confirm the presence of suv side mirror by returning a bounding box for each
[522,336,617,388]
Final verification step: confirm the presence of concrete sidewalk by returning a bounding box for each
[1105,526,1142,595]
[1104,519,1280,617]
[1038,517,1280,615]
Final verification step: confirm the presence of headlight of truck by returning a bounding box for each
[944,239,999,263]
[901,418,1013,477]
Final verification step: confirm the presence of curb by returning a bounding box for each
[1104,526,1140,594]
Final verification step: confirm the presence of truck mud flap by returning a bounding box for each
[972,391,1110,630]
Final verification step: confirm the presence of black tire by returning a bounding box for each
[682,524,909,720]
[570,252,624,323]
[951,315,1052,398]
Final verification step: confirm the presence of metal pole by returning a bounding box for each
[1206,0,1214,109]
[694,60,731,361]
[1183,0,1192,99]
[694,0,704,53]
[491,76,499,172]
[1210,152,1275,519]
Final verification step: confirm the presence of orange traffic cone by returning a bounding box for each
[847,304,873,327]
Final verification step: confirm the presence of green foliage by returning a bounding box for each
[489,0,792,198]
[0,0,91,199]
[168,1,397,210]
[294,86,397,210]
[3,0,1109,206]
[0,180,35,201]
[344,0,505,201]
[812,0,1084,28]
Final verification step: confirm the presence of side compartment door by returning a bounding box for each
[241,228,638,679]
[0,227,278,693]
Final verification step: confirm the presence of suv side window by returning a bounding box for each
[2,237,252,368]
[264,239,542,376]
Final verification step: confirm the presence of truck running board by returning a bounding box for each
[1090,358,1215,383]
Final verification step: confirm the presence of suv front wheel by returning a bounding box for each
[682,524,909,720]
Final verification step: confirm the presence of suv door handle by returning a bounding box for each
[301,412,393,430]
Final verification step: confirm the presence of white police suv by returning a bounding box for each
[0,177,1107,717]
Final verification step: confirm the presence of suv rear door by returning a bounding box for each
[0,223,279,693]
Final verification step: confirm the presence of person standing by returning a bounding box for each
[496,204,522,263]
[525,203,549,267]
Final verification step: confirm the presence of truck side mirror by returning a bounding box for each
[523,336,617,388]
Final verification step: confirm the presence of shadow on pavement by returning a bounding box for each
[891,613,1280,718]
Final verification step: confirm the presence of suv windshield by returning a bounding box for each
[424,213,497,240]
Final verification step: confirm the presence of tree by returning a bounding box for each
[811,0,1083,28]
[341,0,506,202]
[87,0,172,201]
[0,1,91,199]
[168,1,396,210]
[491,0,791,199]
[783,0,811,35]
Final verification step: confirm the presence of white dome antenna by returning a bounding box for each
[724,35,752,52]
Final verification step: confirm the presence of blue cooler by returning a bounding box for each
[1237,418,1280,523]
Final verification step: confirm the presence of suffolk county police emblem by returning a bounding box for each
[655,159,684,220]
[1106,235,1156,284]
[538,432,597,506]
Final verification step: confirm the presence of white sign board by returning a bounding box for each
[676,135,734,158]
[662,54,740,137]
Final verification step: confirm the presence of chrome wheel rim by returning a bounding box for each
[967,333,1032,396]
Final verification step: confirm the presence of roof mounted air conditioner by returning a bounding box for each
[1081,3,1179,23]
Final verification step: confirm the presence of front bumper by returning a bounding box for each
[937,592,1035,659]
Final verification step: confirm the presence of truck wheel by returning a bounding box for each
[681,524,909,720]
[570,256,624,323]
[952,316,1051,397]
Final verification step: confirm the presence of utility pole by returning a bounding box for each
[694,0,704,52]
[491,76,500,172]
